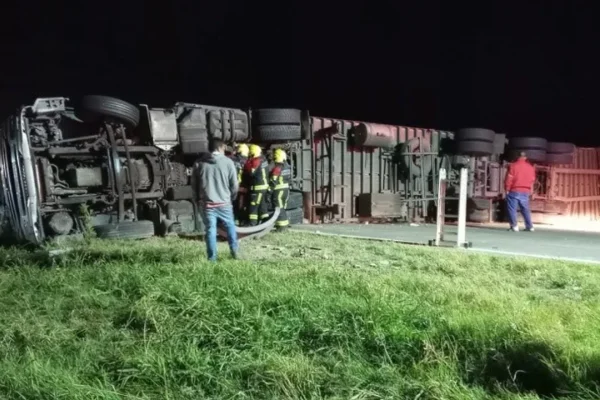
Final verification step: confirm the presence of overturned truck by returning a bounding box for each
[0,95,303,245]
[0,95,592,245]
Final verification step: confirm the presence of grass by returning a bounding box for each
[0,231,599,399]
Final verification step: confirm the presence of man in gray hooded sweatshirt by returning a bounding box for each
[191,139,239,261]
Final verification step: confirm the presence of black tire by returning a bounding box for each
[252,125,302,142]
[505,149,546,163]
[468,209,489,223]
[286,191,303,210]
[287,207,304,225]
[75,95,141,128]
[546,153,574,165]
[547,142,575,154]
[468,198,490,211]
[507,137,547,150]
[455,140,494,156]
[455,128,496,143]
[451,155,470,167]
[94,220,155,239]
[252,109,302,125]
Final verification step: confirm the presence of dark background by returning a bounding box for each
[1,1,598,145]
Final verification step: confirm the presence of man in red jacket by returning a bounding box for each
[504,151,536,232]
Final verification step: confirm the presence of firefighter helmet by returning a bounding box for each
[273,148,287,163]
[249,144,262,158]
[236,143,249,157]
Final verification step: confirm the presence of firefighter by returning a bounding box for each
[232,144,249,183]
[270,148,291,231]
[244,144,270,225]
[231,144,249,225]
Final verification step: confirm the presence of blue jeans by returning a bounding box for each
[506,192,533,229]
[201,205,238,261]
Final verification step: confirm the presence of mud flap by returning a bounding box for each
[217,207,281,240]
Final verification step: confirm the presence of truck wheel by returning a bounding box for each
[252,109,302,125]
[454,140,494,156]
[451,155,470,168]
[507,137,548,151]
[252,125,302,141]
[75,95,141,128]
[468,208,489,223]
[468,198,490,211]
[455,128,496,143]
[287,207,304,225]
[286,191,303,210]
[547,142,575,154]
[94,220,155,239]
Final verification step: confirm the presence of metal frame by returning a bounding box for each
[298,117,457,223]
[521,155,600,222]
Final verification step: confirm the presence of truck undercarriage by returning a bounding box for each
[0,96,282,245]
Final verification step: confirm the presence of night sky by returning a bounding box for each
[1,1,598,145]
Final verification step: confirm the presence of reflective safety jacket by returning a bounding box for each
[230,154,247,184]
[270,162,291,191]
[243,156,269,191]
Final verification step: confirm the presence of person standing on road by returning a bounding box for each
[504,151,536,232]
[231,143,249,225]
[191,139,239,261]
[269,148,291,231]
[244,144,270,226]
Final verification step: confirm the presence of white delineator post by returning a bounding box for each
[434,168,447,246]
[431,166,471,248]
[456,167,468,247]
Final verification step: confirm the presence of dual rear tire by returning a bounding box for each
[454,128,496,157]
[251,109,303,142]
[505,137,574,165]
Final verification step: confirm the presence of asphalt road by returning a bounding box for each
[293,223,600,264]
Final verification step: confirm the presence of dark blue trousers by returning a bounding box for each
[506,191,533,230]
